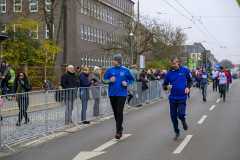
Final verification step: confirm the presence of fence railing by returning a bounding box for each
[0,80,168,152]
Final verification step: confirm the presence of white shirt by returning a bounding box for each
[211,71,218,79]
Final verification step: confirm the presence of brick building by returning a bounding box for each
[0,0,135,70]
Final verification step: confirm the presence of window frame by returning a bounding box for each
[30,0,38,12]
[46,0,51,12]
[31,25,38,39]
[1,0,6,13]
[14,0,22,12]
[88,26,91,41]
[81,25,84,40]
[1,24,6,35]
[46,24,54,39]
[81,52,84,67]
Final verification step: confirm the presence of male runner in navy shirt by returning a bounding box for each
[163,55,192,140]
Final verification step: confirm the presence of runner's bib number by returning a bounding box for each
[202,75,207,78]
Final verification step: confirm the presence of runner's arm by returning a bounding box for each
[102,69,111,84]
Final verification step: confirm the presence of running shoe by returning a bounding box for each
[182,122,188,131]
[220,95,222,98]
[223,98,226,102]
[174,134,180,140]
[115,131,122,139]
[226,90,229,93]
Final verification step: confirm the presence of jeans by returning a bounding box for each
[93,98,100,117]
[201,83,208,98]
[219,84,226,98]
[65,100,74,122]
[169,99,187,135]
[81,99,88,121]
[110,96,126,132]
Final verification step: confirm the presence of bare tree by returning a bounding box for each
[220,59,234,69]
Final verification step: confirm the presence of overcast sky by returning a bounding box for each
[132,0,240,65]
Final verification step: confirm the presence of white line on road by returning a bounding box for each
[93,134,132,152]
[216,99,220,103]
[198,115,207,124]
[173,135,193,154]
[229,79,237,88]
[73,134,132,160]
[209,105,216,110]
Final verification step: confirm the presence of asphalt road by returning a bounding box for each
[2,80,240,160]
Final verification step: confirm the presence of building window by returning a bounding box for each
[103,31,105,44]
[81,52,84,67]
[1,24,6,35]
[85,52,88,67]
[88,53,91,67]
[88,27,90,41]
[81,25,84,39]
[84,0,87,14]
[100,55,102,67]
[100,7,102,20]
[30,0,38,12]
[97,6,99,19]
[81,0,83,13]
[1,0,6,13]
[100,30,102,44]
[46,24,54,39]
[91,53,94,67]
[97,29,99,43]
[14,0,22,12]
[87,1,90,15]
[91,27,93,42]
[31,25,38,39]
[46,0,51,11]
[97,54,100,65]
[94,53,97,66]
[103,8,105,21]
[94,29,96,42]
[105,9,108,22]
[103,55,105,68]
[94,4,97,18]
[84,26,87,40]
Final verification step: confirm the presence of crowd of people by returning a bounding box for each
[186,66,235,102]
[0,55,238,141]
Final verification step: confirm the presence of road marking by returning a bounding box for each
[229,79,237,88]
[209,105,216,110]
[173,135,193,154]
[198,115,207,124]
[73,134,132,160]
[93,134,132,151]
[216,99,220,103]
[73,151,106,160]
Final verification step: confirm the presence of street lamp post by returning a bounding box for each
[130,31,134,68]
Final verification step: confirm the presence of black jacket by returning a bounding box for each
[13,81,32,93]
[138,75,148,91]
[61,71,77,101]
[61,71,77,89]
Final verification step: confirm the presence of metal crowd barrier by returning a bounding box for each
[0,80,168,152]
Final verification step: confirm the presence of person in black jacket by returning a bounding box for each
[138,71,149,103]
[0,61,11,90]
[61,65,78,125]
[13,72,32,126]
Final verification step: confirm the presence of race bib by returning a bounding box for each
[202,75,207,78]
